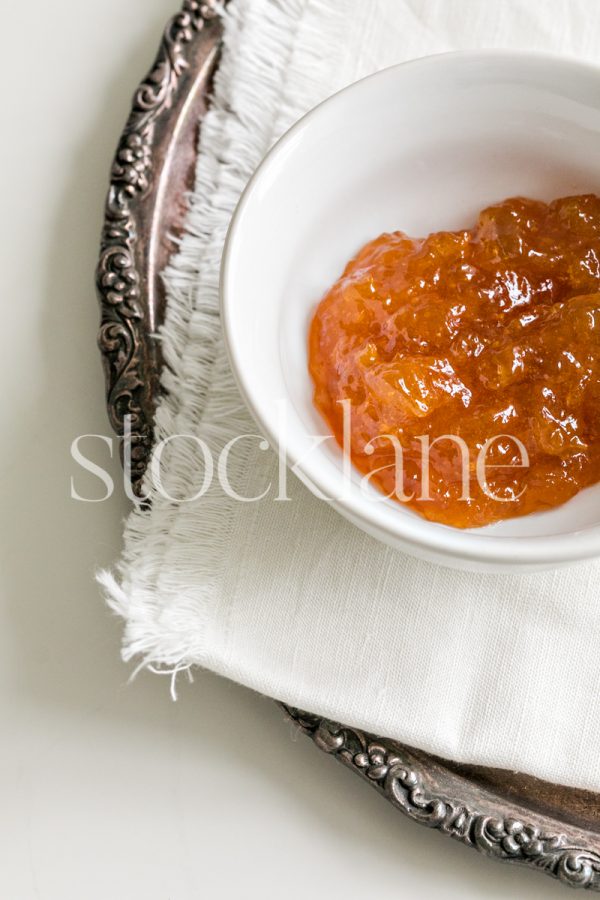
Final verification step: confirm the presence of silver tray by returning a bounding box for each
[95,3,600,890]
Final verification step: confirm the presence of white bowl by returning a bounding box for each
[221,50,600,573]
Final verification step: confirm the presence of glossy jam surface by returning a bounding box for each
[309,195,600,527]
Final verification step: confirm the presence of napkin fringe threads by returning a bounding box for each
[99,0,347,673]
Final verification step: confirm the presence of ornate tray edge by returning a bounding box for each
[284,707,600,891]
[95,0,223,492]
[95,2,600,891]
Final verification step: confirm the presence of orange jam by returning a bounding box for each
[309,195,600,528]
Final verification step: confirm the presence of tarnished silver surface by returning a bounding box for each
[95,2,600,889]
[96,0,223,492]
[285,708,600,891]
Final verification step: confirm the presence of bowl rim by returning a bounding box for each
[220,48,600,568]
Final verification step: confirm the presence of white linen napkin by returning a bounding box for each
[102,0,600,791]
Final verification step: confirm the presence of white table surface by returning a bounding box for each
[0,1,576,897]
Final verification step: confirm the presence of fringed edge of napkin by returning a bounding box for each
[99,0,348,673]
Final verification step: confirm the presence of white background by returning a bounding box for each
[0,1,574,896]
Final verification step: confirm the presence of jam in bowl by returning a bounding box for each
[309,194,600,529]
[221,51,600,570]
